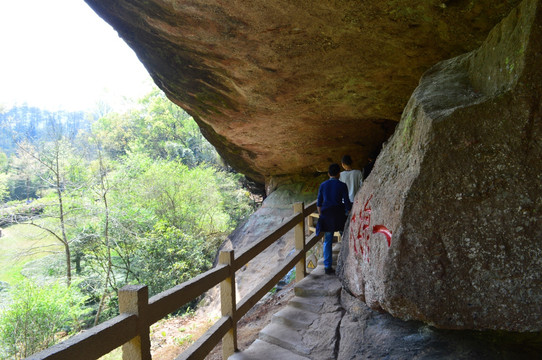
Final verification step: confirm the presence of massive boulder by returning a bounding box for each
[84,0,520,184]
[339,0,542,331]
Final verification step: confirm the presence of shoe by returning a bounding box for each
[325,267,335,275]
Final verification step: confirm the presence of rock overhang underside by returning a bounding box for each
[84,0,521,184]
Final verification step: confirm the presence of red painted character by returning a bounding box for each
[349,194,392,263]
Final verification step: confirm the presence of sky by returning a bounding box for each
[0,0,154,112]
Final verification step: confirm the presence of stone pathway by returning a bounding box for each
[228,242,542,360]
[229,244,344,360]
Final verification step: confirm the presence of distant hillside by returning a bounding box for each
[0,105,93,154]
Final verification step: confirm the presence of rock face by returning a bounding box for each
[84,0,519,184]
[200,177,323,315]
[338,290,542,360]
[83,0,542,334]
[339,0,542,331]
[225,178,321,299]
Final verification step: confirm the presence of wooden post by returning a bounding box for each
[219,250,237,359]
[119,285,151,360]
[294,202,306,282]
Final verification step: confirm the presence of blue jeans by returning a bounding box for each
[324,232,334,269]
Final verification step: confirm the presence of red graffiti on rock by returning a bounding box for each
[372,225,392,247]
[349,194,392,263]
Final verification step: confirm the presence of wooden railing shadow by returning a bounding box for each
[28,201,323,360]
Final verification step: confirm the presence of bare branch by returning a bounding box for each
[24,221,66,245]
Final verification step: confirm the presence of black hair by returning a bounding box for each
[328,163,341,176]
[341,155,352,165]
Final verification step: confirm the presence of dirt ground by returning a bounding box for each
[150,282,296,360]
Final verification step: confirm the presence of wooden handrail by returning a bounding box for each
[304,200,317,216]
[234,212,303,271]
[236,248,304,320]
[306,231,324,251]
[176,316,232,360]
[148,264,229,324]
[26,313,138,360]
[28,201,324,360]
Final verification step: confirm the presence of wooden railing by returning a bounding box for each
[28,201,323,360]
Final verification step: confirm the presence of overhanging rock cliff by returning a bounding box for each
[84,0,519,185]
[83,0,542,335]
[339,0,542,331]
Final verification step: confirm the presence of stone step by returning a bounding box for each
[294,267,342,298]
[289,296,325,313]
[272,305,320,330]
[231,261,344,360]
[228,339,310,360]
[317,256,338,266]
[258,322,311,356]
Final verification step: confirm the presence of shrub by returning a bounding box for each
[0,279,87,359]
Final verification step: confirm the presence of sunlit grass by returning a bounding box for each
[0,220,62,285]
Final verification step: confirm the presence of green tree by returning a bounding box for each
[17,138,87,286]
[8,141,43,201]
[0,150,11,202]
[87,149,115,326]
[135,223,217,296]
[0,151,8,172]
[93,87,218,166]
[113,154,254,295]
[132,159,230,235]
[0,280,87,359]
[0,174,8,202]
[90,112,135,157]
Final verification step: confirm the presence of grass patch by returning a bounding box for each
[0,221,62,285]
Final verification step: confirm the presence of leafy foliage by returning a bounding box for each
[135,223,218,296]
[0,151,8,172]
[0,173,8,203]
[92,89,218,166]
[0,280,87,359]
[0,86,260,352]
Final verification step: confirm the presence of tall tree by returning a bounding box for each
[90,148,116,325]
[16,137,85,286]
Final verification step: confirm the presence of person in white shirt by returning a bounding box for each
[339,155,363,204]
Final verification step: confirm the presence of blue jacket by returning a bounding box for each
[316,178,352,234]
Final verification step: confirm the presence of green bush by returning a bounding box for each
[134,221,220,297]
[0,173,8,202]
[0,280,87,359]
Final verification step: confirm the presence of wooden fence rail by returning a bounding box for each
[28,200,323,360]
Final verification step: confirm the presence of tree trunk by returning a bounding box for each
[94,151,113,326]
[56,147,71,286]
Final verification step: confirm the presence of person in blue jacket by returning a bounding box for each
[316,163,352,274]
